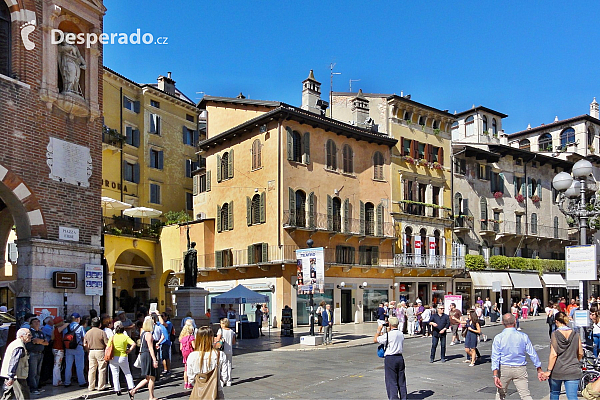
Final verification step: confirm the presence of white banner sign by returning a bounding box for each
[85,264,103,296]
[566,245,597,282]
[296,247,325,294]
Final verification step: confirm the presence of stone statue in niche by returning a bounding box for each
[183,226,198,287]
[58,40,86,95]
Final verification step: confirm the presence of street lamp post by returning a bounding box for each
[552,159,598,309]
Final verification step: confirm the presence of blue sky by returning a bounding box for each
[103,1,600,134]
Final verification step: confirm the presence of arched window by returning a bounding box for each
[560,128,575,147]
[432,120,440,130]
[434,230,441,256]
[553,216,559,238]
[482,115,488,133]
[492,118,498,135]
[252,139,261,170]
[451,121,458,130]
[465,116,474,137]
[295,190,306,227]
[418,115,426,126]
[0,1,10,77]
[480,197,488,230]
[221,203,229,231]
[419,228,427,258]
[519,139,530,151]
[292,131,302,162]
[588,127,595,147]
[332,197,341,232]
[221,152,229,179]
[251,194,260,225]
[404,227,413,254]
[403,111,412,122]
[342,144,353,174]
[373,151,384,180]
[326,139,337,170]
[365,202,374,235]
[531,213,538,234]
[538,133,553,152]
[454,192,464,227]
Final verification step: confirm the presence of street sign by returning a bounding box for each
[566,245,597,281]
[84,264,103,296]
[53,271,77,289]
[492,281,502,292]
[498,297,504,304]
[574,310,590,328]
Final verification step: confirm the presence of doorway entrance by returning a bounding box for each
[341,290,353,323]
[418,283,428,304]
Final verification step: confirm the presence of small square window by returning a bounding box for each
[150,100,160,108]
[186,114,195,122]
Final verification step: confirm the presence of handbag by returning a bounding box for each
[190,351,221,400]
[377,332,388,358]
[104,337,114,361]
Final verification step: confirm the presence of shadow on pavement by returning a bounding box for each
[407,389,434,399]
[232,374,273,386]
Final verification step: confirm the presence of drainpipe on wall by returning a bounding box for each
[120,87,124,203]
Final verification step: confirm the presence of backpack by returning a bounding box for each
[63,324,79,350]
[169,323,176,343]
[546,312,556,325]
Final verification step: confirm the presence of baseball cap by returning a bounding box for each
[416,299,422,304]
[0,306,7,312]
[116,310,125,316]
[71,312,81,319]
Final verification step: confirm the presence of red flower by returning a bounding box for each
[515,194,525,203]
[493,191,503,199]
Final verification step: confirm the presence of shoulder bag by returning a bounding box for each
[133,332,145,369]
[377,332,388,358]
[104,336,114,361]
[190,351,221,400]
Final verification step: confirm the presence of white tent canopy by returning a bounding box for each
[210,284,269,305]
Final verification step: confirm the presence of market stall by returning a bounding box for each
[210,285,270,339]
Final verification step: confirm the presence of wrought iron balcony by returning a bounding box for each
[283,210,394,237]
[394,253,465,269]
[102,216,162,240]
[394,201,451,219]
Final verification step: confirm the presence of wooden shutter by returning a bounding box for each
[216,155,222,182]
[454,195,461,216]
[193,175,200,195]
[260,192,266,223]
[521,180,526,196]
[499,173,505,194]
[513,175,518,196]
[463,199,469,216]
[215,251,222,269]
[193,130,199,146]
[410,140,417,158]
[133,129,140,147]
[186,160,192,178]
[359,245,366,265]
[400,137,405,156]
[217,205,222,232]
[206,171,211,192]
[289,188,296,226]
[371,246,379,265]
[133,163,140,184]
[537,180,542,200]
[228,201,233,230]
[262,243,268,263]
[425,144,431,162]
[228,149,234,179]
[304,132,310,164]
[344,198,350,233]
[359,200,365,235]
[438,147,444,165]
[158,151,164,170]
[287,127,293,161]
[376,203,383,236]
[327,195,333,231]
[247,245,254,264]
[308,192,315,228]
[527,178,532,197]
[486,166,492,180]
[183,126,188,144]
[403,179,409,201]
[246,196,252,226]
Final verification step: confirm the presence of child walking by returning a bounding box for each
[215,317,235,386]
[179,322,195,390]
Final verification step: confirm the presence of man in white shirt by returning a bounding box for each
[374,316,406,400]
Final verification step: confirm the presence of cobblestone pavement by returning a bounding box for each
[45,316,558,399]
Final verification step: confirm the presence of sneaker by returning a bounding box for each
[441,359,446,363]
[517,328,522,331]
[450,341,455,346]
[226,382,232,387]
[429,359,434,363]
[469,363,475,367]
[37,389,45,394]
[462,359,471,363]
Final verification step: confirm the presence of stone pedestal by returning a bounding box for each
[174,286,208,319]
[300,335,323,346]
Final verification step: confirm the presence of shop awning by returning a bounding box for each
[469,272,512,289]
[566,280,580,290]
[541,274,566,288]
[509,272,543,289]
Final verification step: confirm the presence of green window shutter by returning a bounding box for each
[260,192,266,223]
[158,151,164,170]
[490,174,495,192]
[527,178,532,197]
[246,196,252,226]
[286,127,293,161]
[289,187,296,226]
[359,245,366,265]
[216,155,222,182]
[133,163,140,184]
[359,201,365,235]
[308,192,315,228]
[350,247,355,264]
[303,132,310,164]
[206,170,211,192]
[499,173,505,194]
[513,175,517,196]
[228,149,234,179]
[372,246,379,266]
[344,198,350,233]
[537,180,542,200]
[215,251,222,269]
[247,245,254,264]
[486,166,491,180]
[262,243,268,263]
[463,199,469,216]
[217,205,222,232]
[376,203,383,236]
[228,201,234,230]
[327,195,333,231]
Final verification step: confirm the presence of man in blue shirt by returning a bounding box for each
[157,313,172,376]
[377,303,387,328]
[63,313,86,387]
[492,313,546,400]
[428,304,450,363]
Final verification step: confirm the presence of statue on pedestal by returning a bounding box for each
[183,226,197,288]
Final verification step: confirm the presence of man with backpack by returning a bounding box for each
[62,313,86,387]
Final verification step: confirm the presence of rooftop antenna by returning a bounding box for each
[349,79,360,92]
[330,63,341,119]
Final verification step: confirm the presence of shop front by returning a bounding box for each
[393,277,453,307]
[469,271,513,314]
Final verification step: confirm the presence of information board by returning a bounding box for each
[84,264,103,296]
[566,245,597,282]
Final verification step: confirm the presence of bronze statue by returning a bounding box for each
[183,226,198,287]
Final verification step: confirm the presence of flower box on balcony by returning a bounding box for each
[493,191,503,199]
[403,156,416,165]
[515,194,525,203]
[431,162,443,170]
[531,195,540,203]
[418,159,428,166]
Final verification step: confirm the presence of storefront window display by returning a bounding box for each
[363,289,388,322]
[431,282,446,306]
[297,289,333,325]
[455,282,472,312]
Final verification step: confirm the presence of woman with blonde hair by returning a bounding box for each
[187,326,227,397]
[179,323,196,390]
[129,317,159,400]
[215,318,235,386]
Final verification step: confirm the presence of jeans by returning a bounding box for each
[323,325,333,344]
[27,352,43,389]
[430,334,446,361]
[65,346,86,385]
[593,334,600,357]
[549,378,578,400]
[384,354,407,400]
[109,356,134,392]
[52,349,64,386]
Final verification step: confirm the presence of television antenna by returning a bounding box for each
[329,63,341,119]
[349,79,360,92]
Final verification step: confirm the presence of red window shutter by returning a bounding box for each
[438,147,444,165]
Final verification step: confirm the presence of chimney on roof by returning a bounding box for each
[302,70,328,115]
[237,92,246,99]
[157,72,176,95]
[591,97,599,119]
[351,89,370,128]
[527,123,531,130]
[554,116,559,122]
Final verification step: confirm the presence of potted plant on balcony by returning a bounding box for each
[515,194,525,203]
[589,145,596,154]
[482,130,489,136]
[403,156,416,165]
[431,162,443,170]
[420,124,426,131]
[433,128,441,135]
[418,158,428,166]
[493,191,503,199]
[531,195,540,203]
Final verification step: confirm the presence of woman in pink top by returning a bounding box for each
[179,322,196,390]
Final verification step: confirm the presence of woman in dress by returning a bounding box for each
[214,317,236,386]
[179,322,196,390]
[109,321,136,396]
[542,312,583,400]
[129,318,159,400]
[396,301,406,334]
[316,301,325,334]
[187,326,227,398]
[463,310,481,367]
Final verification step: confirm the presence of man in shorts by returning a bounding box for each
[449,303,462,345]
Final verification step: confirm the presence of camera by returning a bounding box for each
[383,322,389,327]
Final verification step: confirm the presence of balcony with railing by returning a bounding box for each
[394,254,465,269]
[494,221,572,241]
[454,213,474,233]
[394,201,452,219]
[282,210,395,237]
[102,126,125,147]
[103,216,162,240]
